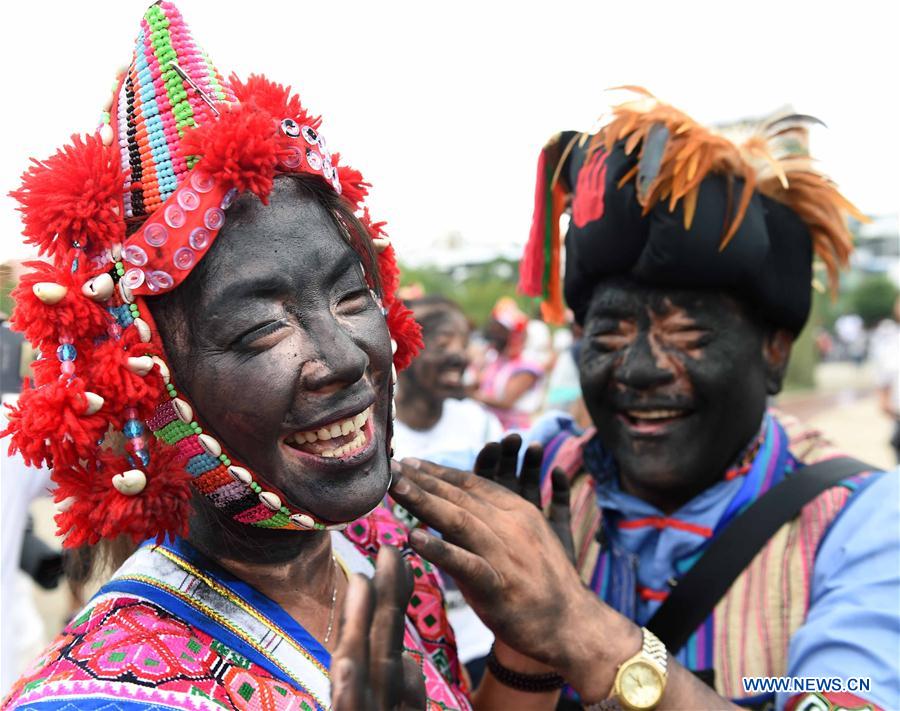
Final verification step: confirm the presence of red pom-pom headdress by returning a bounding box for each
[3,1,421,546]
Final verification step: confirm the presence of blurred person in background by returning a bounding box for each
[834,311,867,364]
[870,295,900,462]
[393,295,502,683]
[473,297,545,430]
[394,296,503,469]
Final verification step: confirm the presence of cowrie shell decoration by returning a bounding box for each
[112,469,147,495]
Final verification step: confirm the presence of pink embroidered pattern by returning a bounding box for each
[344,507,471,711]
[3,508,471,711]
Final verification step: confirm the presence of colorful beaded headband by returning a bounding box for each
[2,1,422,546]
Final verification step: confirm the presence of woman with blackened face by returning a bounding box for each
[152,177,394,536]
[5,5,496,707]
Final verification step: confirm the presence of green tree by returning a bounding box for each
[849,275,899,327]
[399,258,534,327]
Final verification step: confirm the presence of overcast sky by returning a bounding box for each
[1,0,897,265]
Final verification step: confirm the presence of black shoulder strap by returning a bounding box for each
[646,456,875,653]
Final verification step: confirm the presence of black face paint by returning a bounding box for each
[154,179,393,525]
[405,309,470,401]
[579,277,772,512]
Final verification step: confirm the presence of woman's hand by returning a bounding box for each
[330,546,427,711]
[388,456,596,672]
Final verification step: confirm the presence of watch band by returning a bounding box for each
[641,627,668,675]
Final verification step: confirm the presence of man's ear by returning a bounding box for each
[762,329,794,395]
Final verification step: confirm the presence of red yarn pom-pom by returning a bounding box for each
[86,338,165,422]
[2,378,109,469]
[10,133,125,264]
[53,439,192,547]
[387,300,423,372]
[230,74,321,130]
[9,261,114,348]
[52,462,101,548]
[334,161,370,210]
[377,243,401,306]
[181,103,280,202]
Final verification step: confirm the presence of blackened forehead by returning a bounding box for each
[584,277,753,326]
[416,308,468,339]
[189,180,358,314]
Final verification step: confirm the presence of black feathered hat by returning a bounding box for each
[519,89,864,334]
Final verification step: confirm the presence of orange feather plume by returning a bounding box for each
[584,89,866,294]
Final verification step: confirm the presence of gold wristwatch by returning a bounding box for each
[611,627,668,711]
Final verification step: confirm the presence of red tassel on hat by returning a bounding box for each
[520,146,552,298]
[519,142,567,324]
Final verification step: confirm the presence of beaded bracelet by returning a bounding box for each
[485,644,565,693]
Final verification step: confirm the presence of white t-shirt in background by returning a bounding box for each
[392,397,503,664]
[393,398,503,471]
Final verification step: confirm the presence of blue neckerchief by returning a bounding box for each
[584,414,788,606]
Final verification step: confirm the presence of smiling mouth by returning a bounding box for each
[618,408,692,434]
[437,369,464,387]
[283,406,373,459]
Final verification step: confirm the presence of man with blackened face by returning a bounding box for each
[513,93,899,711]
[579,279,789,512]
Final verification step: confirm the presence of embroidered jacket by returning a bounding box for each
[3,508,471,711]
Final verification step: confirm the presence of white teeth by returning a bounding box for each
[318,432,367,459]
[628,409,684,420]
[287,407,372,454]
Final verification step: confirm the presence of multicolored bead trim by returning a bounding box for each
[146,393,347,532]
[117,1,236,220]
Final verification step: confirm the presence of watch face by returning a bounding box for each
[620,660,664,710]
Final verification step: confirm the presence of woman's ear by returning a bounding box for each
[762,329,794,395]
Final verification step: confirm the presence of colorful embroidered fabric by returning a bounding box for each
[3,512,471,711]
[538,410,877,707]
[342,507,468,703]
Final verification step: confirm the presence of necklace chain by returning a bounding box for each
[323,555,339,645]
